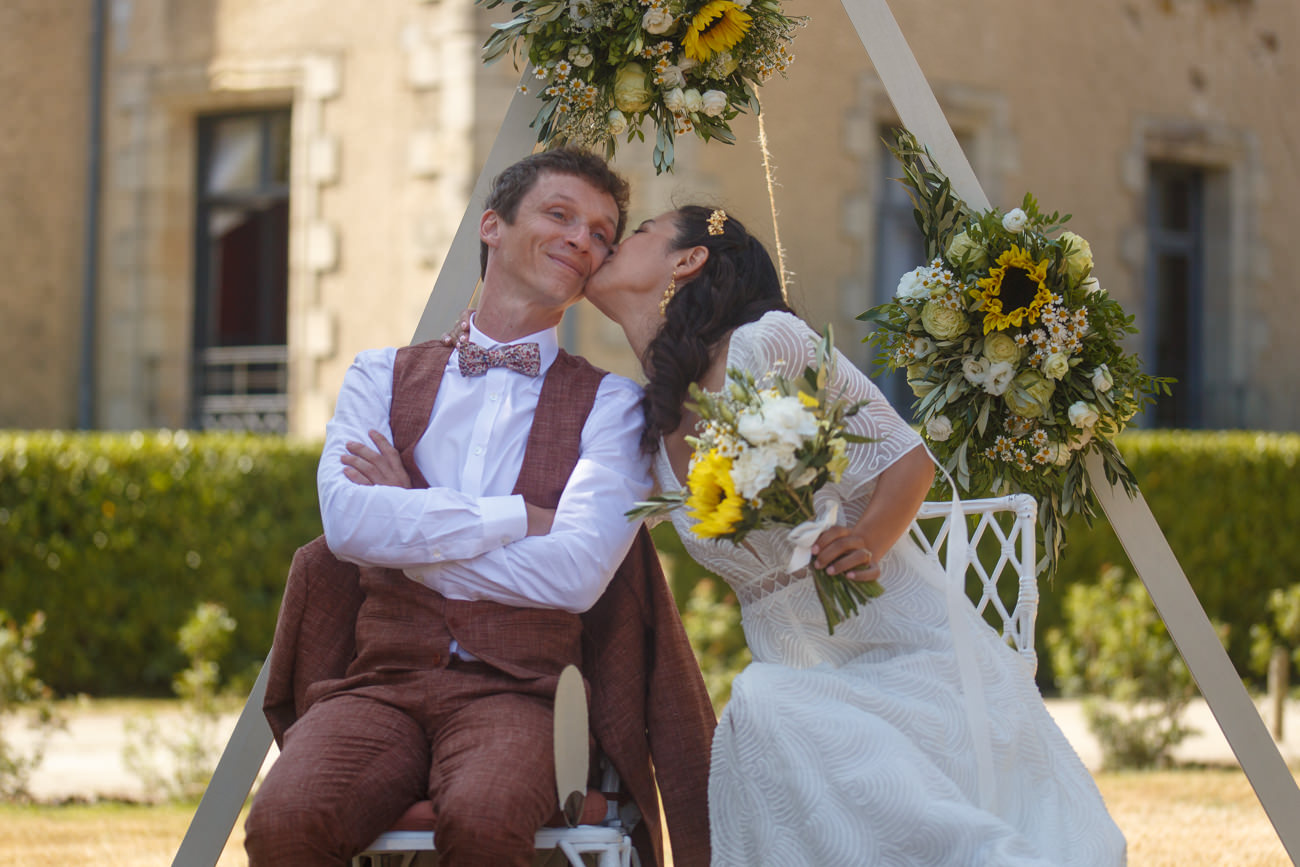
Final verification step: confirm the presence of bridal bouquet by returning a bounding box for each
[627,328,878,634]
[476,0,804,172]
[859,129,1173,573]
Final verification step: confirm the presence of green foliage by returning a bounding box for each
[679,580,751,714]
[0,610,63,800]
[123,602,239,802]
[0,431,321,696]
[1248,584,1300,684]
[1038,430,1300,690]
[1046,565,1212,769]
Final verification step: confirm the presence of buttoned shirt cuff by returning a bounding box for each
[480,494,528,548]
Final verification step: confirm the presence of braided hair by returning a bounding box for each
[639,205,792,452]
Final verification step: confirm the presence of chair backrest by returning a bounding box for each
[908,494,1039,674]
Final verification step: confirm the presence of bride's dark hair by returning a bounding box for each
[640,205,792,452]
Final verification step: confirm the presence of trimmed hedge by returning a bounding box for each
[1,429,1297,695]
[0,431,321,695]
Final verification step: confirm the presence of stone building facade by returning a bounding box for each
[2,0,1295,435]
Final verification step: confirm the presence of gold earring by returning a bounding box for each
[659,272,678,316]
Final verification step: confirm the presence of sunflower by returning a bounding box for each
[685,449,745,537]
[682,0,752,62]
[972,245,1053,334]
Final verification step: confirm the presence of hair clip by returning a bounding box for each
[707,208,728,236]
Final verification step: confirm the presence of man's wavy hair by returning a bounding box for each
[479,147,632,277]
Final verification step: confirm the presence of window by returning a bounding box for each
[193,109,292,432]
[869,131,925,414]
[1145,162,1205,428]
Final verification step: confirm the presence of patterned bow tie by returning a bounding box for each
[457,341,542,377]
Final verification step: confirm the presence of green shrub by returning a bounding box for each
[1046,565,1226,768]
[0,610,63,800]
[0,431,321,695]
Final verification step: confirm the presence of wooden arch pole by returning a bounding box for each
[840,0,1300,860]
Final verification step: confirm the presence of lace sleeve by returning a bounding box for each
[729,311,924,490]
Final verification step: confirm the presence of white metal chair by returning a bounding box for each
[909,493,1040,673]
[350,754,636,867]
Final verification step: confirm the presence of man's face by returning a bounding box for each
[481,172,621,313]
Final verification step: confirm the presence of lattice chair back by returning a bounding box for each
[908,493,1040,674]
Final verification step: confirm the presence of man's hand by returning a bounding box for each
[811,525,880,583]
[342,430,413,488]
[525,502,555,536]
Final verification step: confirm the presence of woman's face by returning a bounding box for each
[584,210,682,315]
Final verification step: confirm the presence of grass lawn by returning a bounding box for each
[0,767,1292,866]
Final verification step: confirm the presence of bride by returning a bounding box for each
[581,204,1126,865]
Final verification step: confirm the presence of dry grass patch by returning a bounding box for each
[1096,768,1292,866]
[0,767,1294,865]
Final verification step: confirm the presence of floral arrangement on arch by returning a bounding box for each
[627,328,880,634]
[477,0,803,172]
[859,129,1173,572]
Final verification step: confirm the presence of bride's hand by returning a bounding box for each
[811,526,880,583]
[440,309,473,346]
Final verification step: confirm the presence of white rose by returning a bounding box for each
[983,361,1016,396]
[660,65,686,88]
[982,331,1020,365]
[910,336,936,359]
[1081,276,1104,295]
[1049,443,1072,466]
[1068,428,1094,452]
[737,395,817,453]
[606,109,629,136]
[683,88,703,113]
[1041,352,1070,381]
[1002,208,1029,233]
[700,89,728,117]
[1091,364,1114,393]
[663,87,685,113]
[641,7,675,34]
[896,267,928,301]
[676,56,700,74]
[730,448,777,501]
[568,0,596,27]
[925,415,954,442]
[1068,401,1100,429]
[962,356,990,385]
[568,45,594,68]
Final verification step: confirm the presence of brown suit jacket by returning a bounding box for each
[263,341,715,866]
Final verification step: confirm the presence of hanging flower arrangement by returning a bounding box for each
[859,129,1175,573]
[477,0,804,173]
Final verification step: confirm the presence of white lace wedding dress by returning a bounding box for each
[655,312,1126,866]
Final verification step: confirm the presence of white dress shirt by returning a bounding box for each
[317,318,652,614]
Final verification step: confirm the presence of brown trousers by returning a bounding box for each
[244,662,559,866]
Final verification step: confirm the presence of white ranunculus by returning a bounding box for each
[910,336,936,359]
[701,89,728,117]
[1068,401,1100,429]
[925,415,954,442]
[983,361,1016,395]
[1002,207,1029,233]
[607,109,629,136]
[663,87,685,113]
[1091,364,1114,393]
[568,0,596,27]
[568,45,594,67]
[641,7,675,34]
[962,356,990,385]
[921,301,969,341]
[1041,352,1070,381]
[683,88,703,113]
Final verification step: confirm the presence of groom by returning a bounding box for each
[244,147,714,866]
